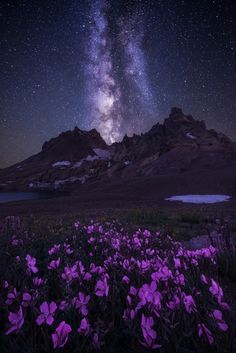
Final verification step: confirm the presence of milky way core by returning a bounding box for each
[85,0,156,144]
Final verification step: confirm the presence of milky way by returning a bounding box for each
[0,0,235,167]
[85,0,156,144]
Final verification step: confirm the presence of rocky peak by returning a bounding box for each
[163,107,206,132]
[41,127,107,156]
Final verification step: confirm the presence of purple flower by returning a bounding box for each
[138,281,162,308]
[137,260,150,272]
[61,264,78,282]
[95,277,109,297]
[33,277,44,286]
[6,306,24,335]
[74,221,80,230]
[141,314,161,349]
[51,321,72,349]
[48,244,61,255]
[174,258,181,269]
[3,280,9,289]
[122,275,130,284]
[48,258,60,270]
[198,323,214,345]
[183,294,196,313]
[72,292,90,316]
[129,286,137,296]
[151,266,172,282]
[6,287,18,305]
[59,300,69,311]
[167,295,180,310]
[123,308,136,321]
[25,254,38,274]
[212,310,228,331]
[36,301,57,326]
[21,292,31,307]
[87,225,94,234]
[200,274,208,284]
[92,333,100,349]
[209,279,223,303]
[77,318,90,336]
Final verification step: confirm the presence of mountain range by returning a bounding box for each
[1,108,236,196]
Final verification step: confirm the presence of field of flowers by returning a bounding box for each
[0,216,235,352]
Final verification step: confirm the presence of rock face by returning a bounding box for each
[0,108,235,191]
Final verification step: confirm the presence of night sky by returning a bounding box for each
[0,0,235,168]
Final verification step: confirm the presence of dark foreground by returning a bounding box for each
[0,217,235,353]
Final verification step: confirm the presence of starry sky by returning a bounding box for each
[0,0,235,168]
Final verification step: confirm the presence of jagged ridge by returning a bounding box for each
[0,108,235,191]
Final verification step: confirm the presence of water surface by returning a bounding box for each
[0,192,53,203]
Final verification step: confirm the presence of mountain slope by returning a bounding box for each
[0,108,235,191]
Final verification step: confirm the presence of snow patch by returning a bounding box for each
[52,161,71,167]
[186,132,197,140]
[29,182,51,189]
[54,177,80,188]
[93,148,111,160]
[73,149,110,169]
[124,160,132,166]
[165,194,231,204]
[54,175,89,188]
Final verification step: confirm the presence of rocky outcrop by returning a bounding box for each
[0,108,235,191]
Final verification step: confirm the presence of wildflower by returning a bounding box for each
[219,301,230,310]
[167,295,180,310]
[174,273,185,286]
[72,292,90,315]
[51,321,72,349]
[48,244,61,255]
[212,310,228,331]
[122,259,130,270]
[84,272,92,281]
[138,281,162,308]
[22,292,31,307]
[92,333,100,349]
[77,318,90,335]
[25,254,38,274]
[129,286,137,296]
[87,225,94,234]
[6,306,24,335]
[3,280,9,289]
[209,279,223,303]
[74,221,80,230]
[59,300,69,311]
[123,308,136,321]
[36,301,57,326]
[64,243,73,254]
[48,258,60,270]
[6,288,18,305]
[183,294,196,313]
[95,277,109,297]
[137,260,150,272]
[33,277,44,286]
[198,323,214,345]
[200,274,208,284]
[151,266,172,282]
[122,275,130,284]
[141,314,161,349]
[174,258,181,269]
[61,264,78,282]
[143,229,151,238]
